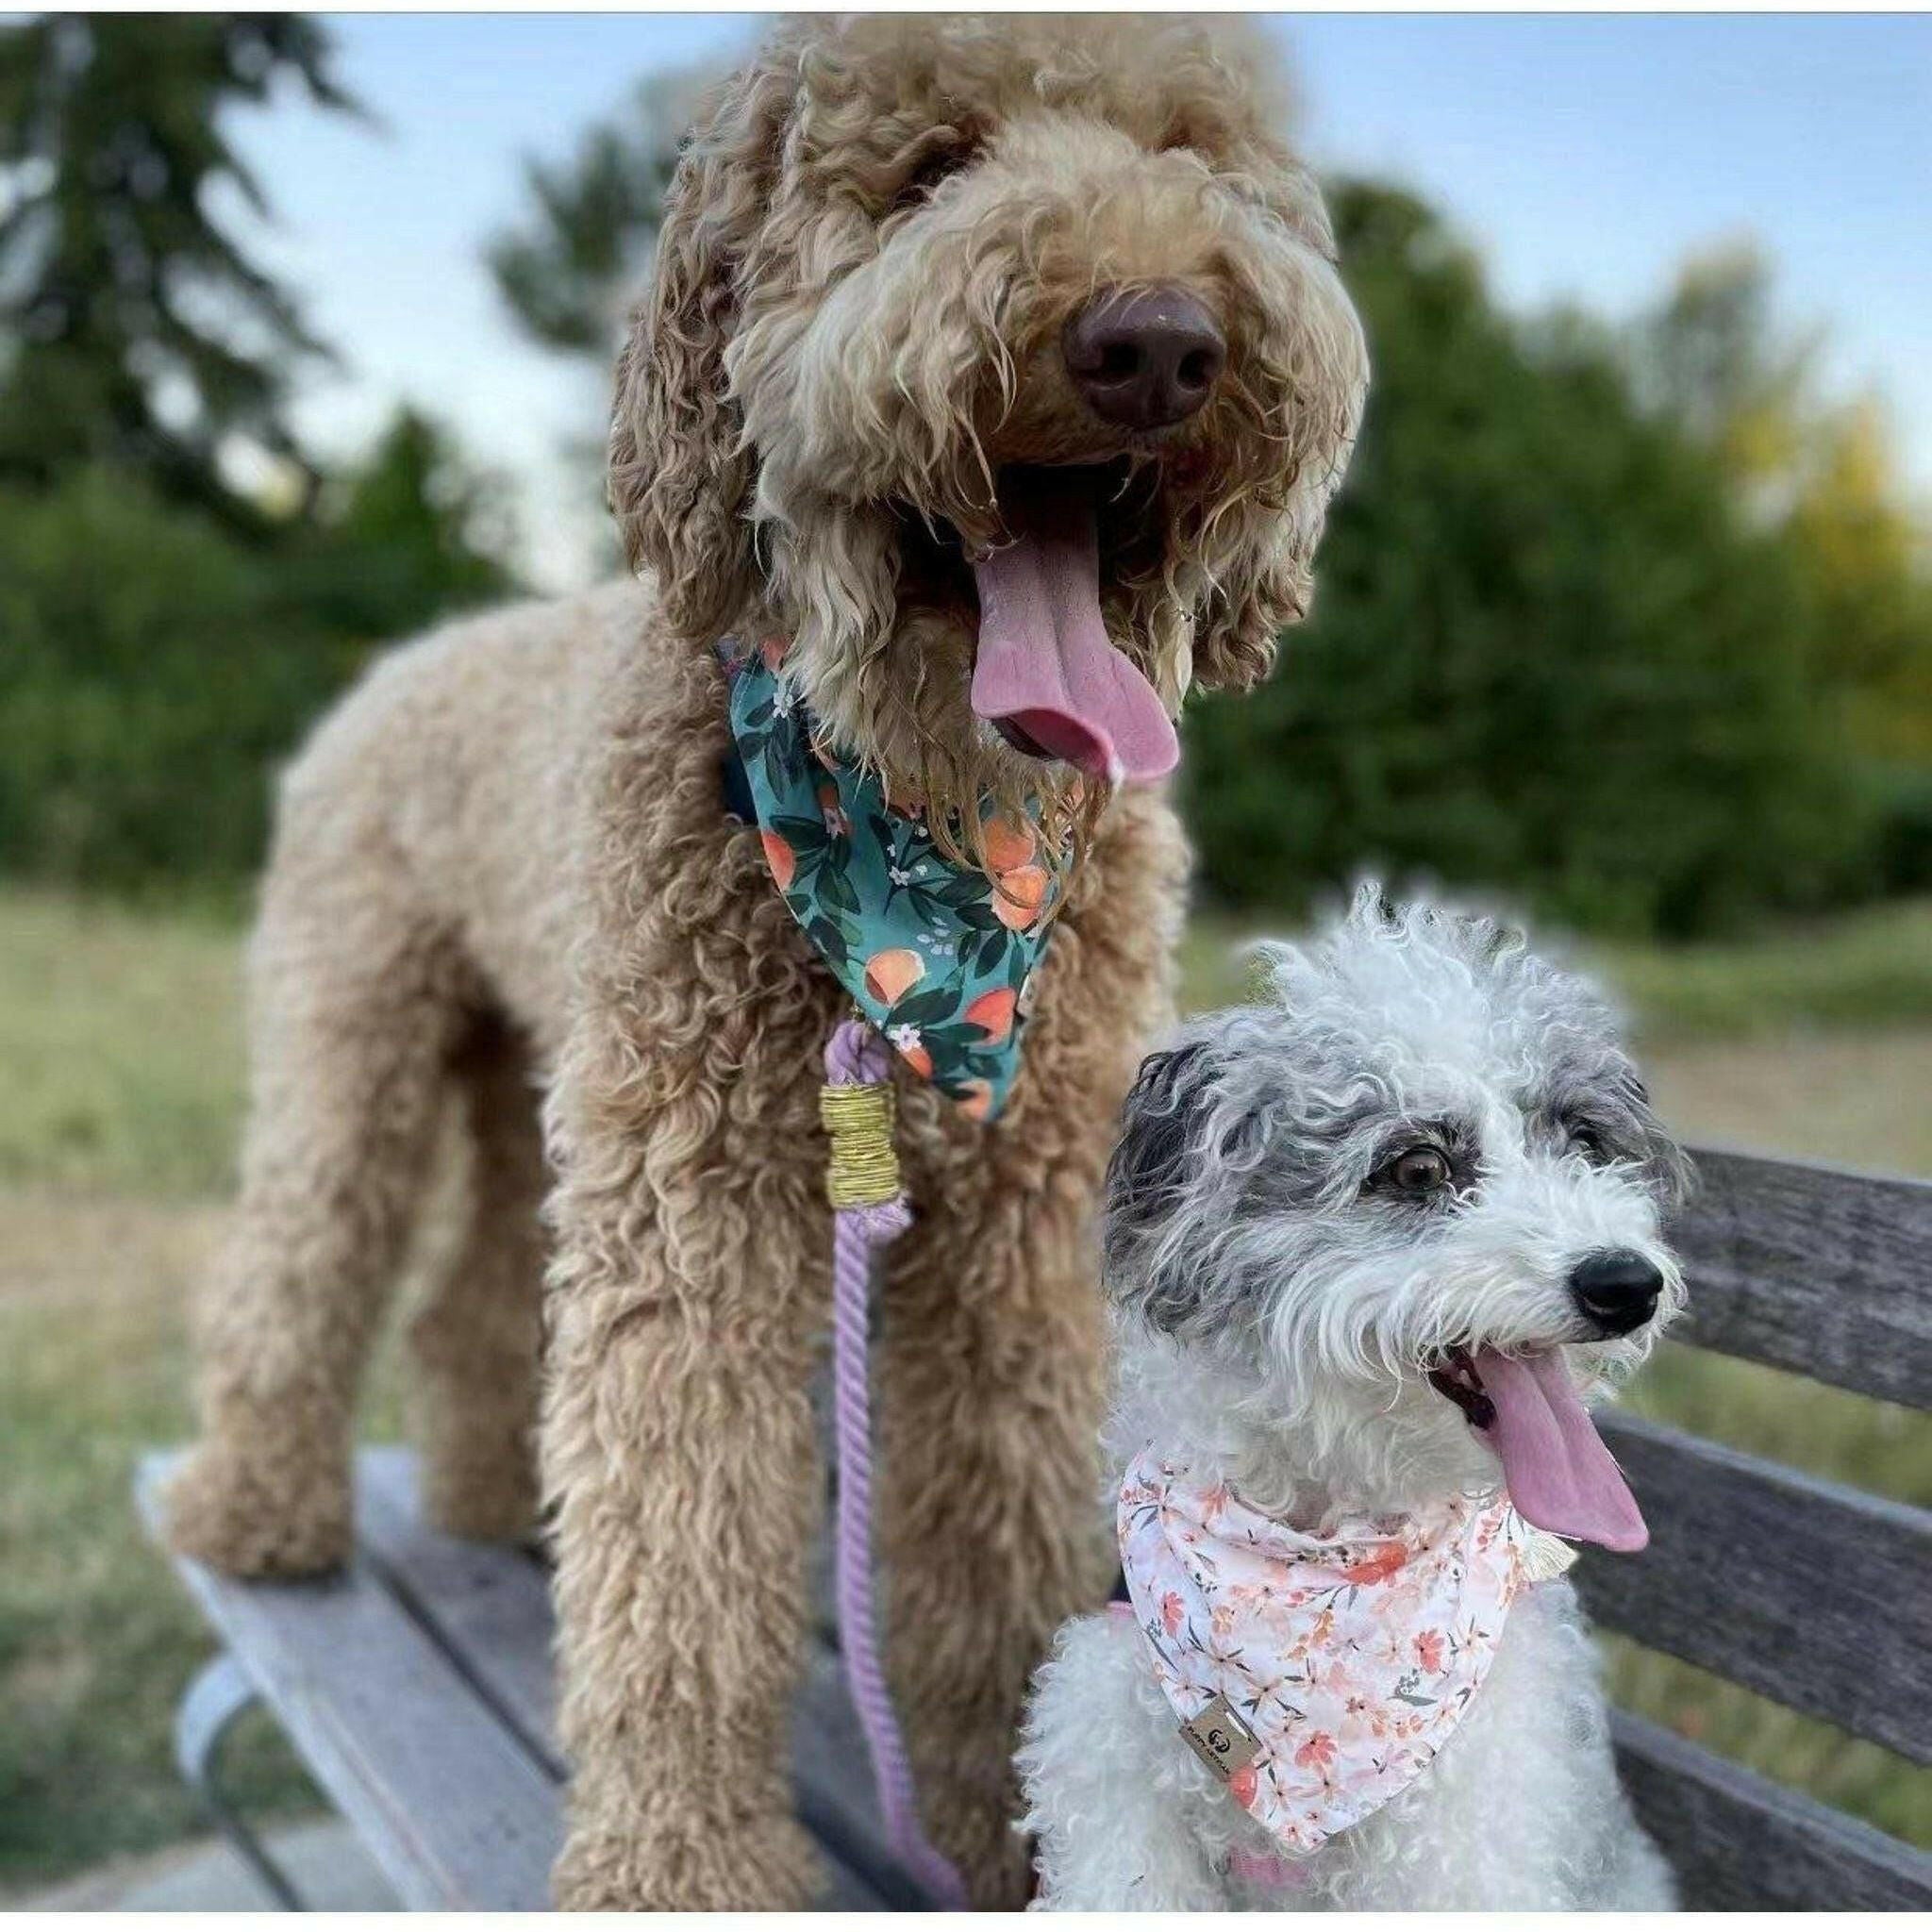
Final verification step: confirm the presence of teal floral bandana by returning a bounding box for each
[723,638,1060,1120]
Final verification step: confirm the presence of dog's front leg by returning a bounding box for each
[874,941,1180,1886]
[872,796,1188,1906]
[1020,1615,1235,1909]
[541,969,839,1909]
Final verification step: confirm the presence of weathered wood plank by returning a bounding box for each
[1674,1145,1932,1407]
[1575,1412,1932,1763]
[355,1450,558,1769]
[354,1450,910,1909]
[1612,1710,1932,1909]
[142,1440,1932,1910]
[136,1454,561,1911]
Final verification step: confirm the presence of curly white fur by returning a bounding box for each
[1019,886,1685,1908]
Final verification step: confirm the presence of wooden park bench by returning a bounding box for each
[140,1145,1931,1910]
[134,1445,924,1910]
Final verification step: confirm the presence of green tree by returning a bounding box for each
[0,19,522,895]
[0,12,360,525]
[0,467,337,887]
[0,411,518,891]
[1182,183,1874,939]
[488,68,705,365]
[1632,248,1932,764]
[287,405,521,643]
[1625,242,1814,475]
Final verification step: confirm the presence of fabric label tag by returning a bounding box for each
[1178,1694,1259,1783]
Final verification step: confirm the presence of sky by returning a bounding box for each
[229,11,1932,590]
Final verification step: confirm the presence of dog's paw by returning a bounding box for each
[552,1810,823,1911]
[163,1440,352,1578]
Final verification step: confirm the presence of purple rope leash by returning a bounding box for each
[823,1018,972,1911]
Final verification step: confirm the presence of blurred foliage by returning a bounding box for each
[1628,246,1932,894]
[1632,244,1932,741]
[0,465,334,887]
[3,27,1928,938]
[0,13,359,528]
[280,406,522,642]
[0,13,520,893]
[1182,183,1926,938]
[0,410,516,891]
[488,67,706,362]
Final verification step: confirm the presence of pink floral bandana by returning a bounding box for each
[1118,1448,1557,1857]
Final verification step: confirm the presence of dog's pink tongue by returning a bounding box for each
[969,480,1179,786]
[1473,1348,1648,1552]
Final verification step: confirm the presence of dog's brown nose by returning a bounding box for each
[1062,287,1225,431]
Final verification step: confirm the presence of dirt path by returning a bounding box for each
[1644,1026,1931,1178]
[0,1191,223,1308]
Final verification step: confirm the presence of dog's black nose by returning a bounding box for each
[1062,287,1225,431]
[1568,1249,1664,1336]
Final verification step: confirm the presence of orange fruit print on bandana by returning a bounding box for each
[723,637,1060,1121]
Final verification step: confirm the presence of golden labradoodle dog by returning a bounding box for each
[167,13,1366,1909]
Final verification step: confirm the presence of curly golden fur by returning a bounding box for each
[166,13,1364,1908]
[612,10,1363,872]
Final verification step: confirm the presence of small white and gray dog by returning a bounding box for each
[1019,887,1690,1909]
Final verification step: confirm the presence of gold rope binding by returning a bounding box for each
[821,1080,902,1208]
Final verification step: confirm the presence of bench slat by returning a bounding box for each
[1575,1413,1932,1763]
[1674,1147,1932,1407]
[1612,1710,1932,1909]
[355,1451,559,1769]
[354,1450,918,1910]
[136,1455,561,1911]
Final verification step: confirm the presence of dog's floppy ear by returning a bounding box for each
[608,54,793,640]
[1105,1041,1219,1330]
[1190,233,1369,691]
[1108,1043,1208,1233]
[1620,1069,1698,1214]
[1189,530,1316,692]
[1189,408,1363,691]
[1646,1129,1696,1217]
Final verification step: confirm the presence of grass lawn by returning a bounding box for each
[0,1191,414,1888]
[0,888,247,1200]
[1180,893,1932,1037]
[1,883,1927,1891]
[0,888,404,1893]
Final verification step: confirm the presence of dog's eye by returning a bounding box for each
[1568,1122,1608,1162]
[1379,1145,1452,1194]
